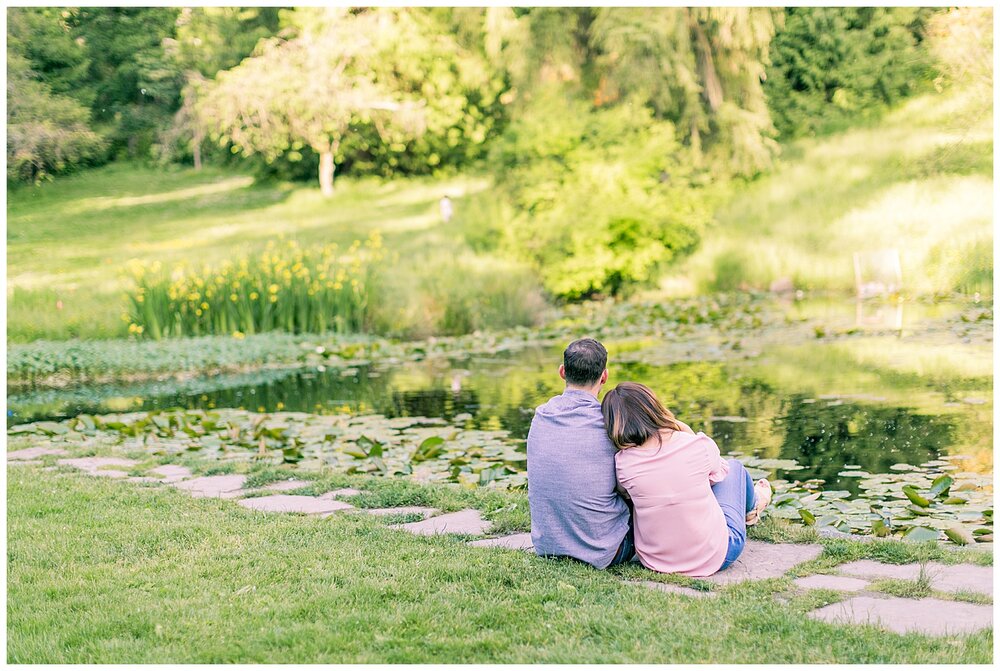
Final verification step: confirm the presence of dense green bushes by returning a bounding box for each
[374,251,545,338]
[6,54,107,183]
[765,7,937,139]
[486,95,707,299]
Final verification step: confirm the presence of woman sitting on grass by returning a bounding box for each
[601,382,771,577]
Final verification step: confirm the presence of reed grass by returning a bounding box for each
[125,233,385,339]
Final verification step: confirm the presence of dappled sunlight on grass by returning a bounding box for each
[665,88,993,295]
[60,176,256,215]
[7,168,494,340]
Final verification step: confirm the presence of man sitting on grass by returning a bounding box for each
[527,338,635,568]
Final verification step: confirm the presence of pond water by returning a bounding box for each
[10,299,992,489]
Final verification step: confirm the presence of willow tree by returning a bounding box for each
[195,8,426,196]
[590,7,781,176]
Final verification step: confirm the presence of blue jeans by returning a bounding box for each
[607,496,637,566]
[711,459,756,571]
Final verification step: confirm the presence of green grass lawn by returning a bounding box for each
[7,467,992,663]
[8,87,992,342]
[662,87,993,296]
[7,164,489,341]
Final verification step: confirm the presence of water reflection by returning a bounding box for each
[8,338,988,492]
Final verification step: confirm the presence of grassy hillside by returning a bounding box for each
[8,87,992,342]
[7,167,514,341]
[662,87,993,296]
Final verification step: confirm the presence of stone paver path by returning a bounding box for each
[793,575,869,592]
[837,560,993,596]
[633,580,717,599]
[392,509,492,536]
[468,533,534,551]
[260,479,309,492]
[58,456,138,479]
[362,506,439,519]
[11,454,995,639]
[239,495,355,515]
[149,465,194,483]
[8,446,68,460]
[808,596,992,636]
[173,474,248,498]
[704,541,823,585]
[320,488,362,499]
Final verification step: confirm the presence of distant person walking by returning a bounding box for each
[439,195,453,224]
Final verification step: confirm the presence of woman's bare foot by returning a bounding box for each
[746,478,772,526]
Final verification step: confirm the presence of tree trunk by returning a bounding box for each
[319,150,335,198]
[689,15,723,112]
[192,130,203,171]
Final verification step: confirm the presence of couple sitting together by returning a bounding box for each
[527,338,772,575]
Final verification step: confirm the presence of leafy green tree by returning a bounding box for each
[7,53,105,183]
[172,7,281,77]
[195,8,491,194]
[65,7,181,158]
[491,92,706,298]
[590,8,781,176]
[7,8,92,105]
[764,7,936,138]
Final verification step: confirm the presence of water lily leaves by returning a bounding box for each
[972,528,993,542]
[354,435,383,458]
[34,421,69,436]
[411,436,446,462]
[943,526,973,545]
[871,519,891,537]
[902,526,941,543]
[74,415,97,432]
[929,474,953,499]
[772,493,802,507]
[901,485,932,507]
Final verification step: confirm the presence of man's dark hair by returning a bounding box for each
[563,338,607,386]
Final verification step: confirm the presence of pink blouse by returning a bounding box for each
[615,431,730,577]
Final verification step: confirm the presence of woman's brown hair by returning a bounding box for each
[601,381,684,450]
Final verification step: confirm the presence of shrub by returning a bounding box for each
[490,92,708,300]
[765,7,937,139]
[372,251,546,338]
[6,54,107,183]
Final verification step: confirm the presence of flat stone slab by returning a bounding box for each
[808,596,992,636]
[149,464,193,482]
[362,506,439,519]
[633,580,717,599]
[92,470,130,478]
[704,541,823,585]
[319,488,362,499]
[238,495,354,515]
[393,509,492,536]
[58,457,138,475]
[262,479,309,492]
[468,533,534,551]
[838,560,993,596]
[8,446,68,461]
[173,474,247,498]
[794,575,870,592]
